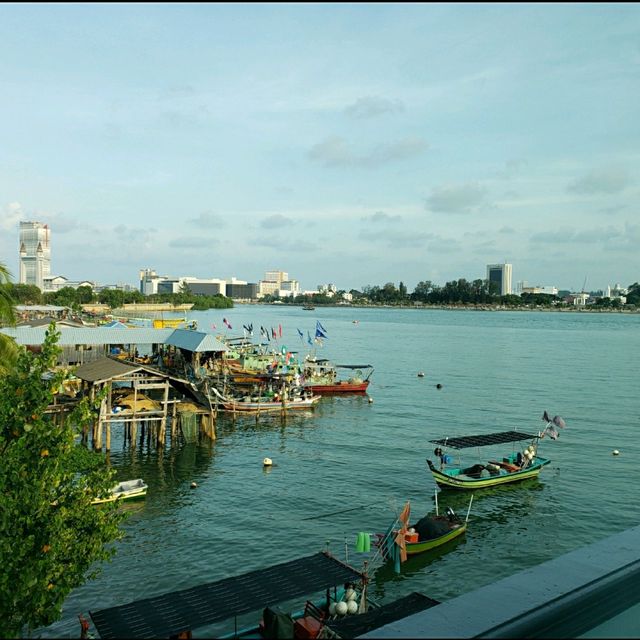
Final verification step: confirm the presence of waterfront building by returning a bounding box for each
[521,285,558,296]
[486,263,512,296]
[264,270,288,284]
[43,275,97,292]
[605,283,628,304]
[19,221,51,290]
[318,284,337,297]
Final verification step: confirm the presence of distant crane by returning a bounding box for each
[581,276,588,294]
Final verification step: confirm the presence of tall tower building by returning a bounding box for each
[486,263,512,296]
[19,221,51,290]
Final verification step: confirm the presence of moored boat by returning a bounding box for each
[302,358,373,395]
[425,414,566,490]
[91,478,148,505]
[219,394,321,413]
[373,498,470,572]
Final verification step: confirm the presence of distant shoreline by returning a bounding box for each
[235,301,640,314]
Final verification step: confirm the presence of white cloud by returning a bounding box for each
[426,183,487,214]
[568,167,631,194]
[0,202,25,231]
[344,96,405,119]
[308,136,428,168]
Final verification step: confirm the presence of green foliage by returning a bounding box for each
[143,291,233,310]
[626,282,640,306]
[0,263,19,374]
[0,325,125,637]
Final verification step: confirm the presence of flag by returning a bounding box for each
[297,328,304,339]
[211,323,216,330]
[278,324,282,338]
[272,327,277,339]
[315,320,328,340]
[307,331,313,345]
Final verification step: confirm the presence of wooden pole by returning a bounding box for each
[105,380,112,452]
[159,380,169,446]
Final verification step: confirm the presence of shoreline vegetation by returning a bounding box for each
[251,301,640,314]
[2,279,638,317]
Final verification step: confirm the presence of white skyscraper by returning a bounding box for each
[486,263,512,296]
[19,221,51,290]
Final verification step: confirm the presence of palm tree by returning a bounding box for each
[0,262,19,375]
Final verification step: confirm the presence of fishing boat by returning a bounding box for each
[86,551,376,639]
[425,417,566,490]
[302,358,373,394]
[373,497,470,572]
[302,304,315,310]
[91,479,148,505]
[219,394,321,413]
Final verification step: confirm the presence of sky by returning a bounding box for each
[0,3,639,293]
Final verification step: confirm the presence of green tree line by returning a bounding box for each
[263,279,640,308]
[0,283,233,311]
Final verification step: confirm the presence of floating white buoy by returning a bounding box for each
[368,397,373,403]
[263,457,273,466]
[613,450,620,456]
[347,600,358,614]
[190,482,197,489]
[417,372,425,378]
[336,601,348,616]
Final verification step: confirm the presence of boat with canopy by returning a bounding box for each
[302,358,374,394]
[425,414,566,490]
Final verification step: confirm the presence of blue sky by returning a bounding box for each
[1,3,638,292]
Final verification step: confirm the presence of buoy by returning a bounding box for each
[263,457,273,466]
[345,588,356,601]
[436,383,443,389]
[190,482,197,489]
[613,450,620,456]
[347,600,358,614]
[417,372,425,378]
[336,601,348,616]
[329,602,337,616]
[368,397,373,403]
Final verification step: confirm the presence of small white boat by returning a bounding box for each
[91,479,148,505]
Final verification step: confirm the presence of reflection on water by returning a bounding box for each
[371,535,469,598]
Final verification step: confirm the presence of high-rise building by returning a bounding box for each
[486,263,512,296]
[19,221,51,290]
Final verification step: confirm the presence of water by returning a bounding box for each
[39,307,640,638]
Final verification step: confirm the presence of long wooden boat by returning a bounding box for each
[91,478,148,505]
[426,430,551,490]
[219,394,321,413]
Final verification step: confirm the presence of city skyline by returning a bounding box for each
[1,4,639,292]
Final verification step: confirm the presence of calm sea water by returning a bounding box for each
[39,307,640,638]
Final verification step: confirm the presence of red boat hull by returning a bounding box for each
[304,380,370,394]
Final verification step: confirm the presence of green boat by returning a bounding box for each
[374,497,471,573]
[426,429,555,490]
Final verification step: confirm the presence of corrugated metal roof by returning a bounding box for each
[74,358,142,383]
[0,326,174,346]
[16,305,70,311]
[1,326,228,352]
[165,329,228,353]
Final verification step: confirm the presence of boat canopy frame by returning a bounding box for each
[89,551,365,639]
[429,430,539,450]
